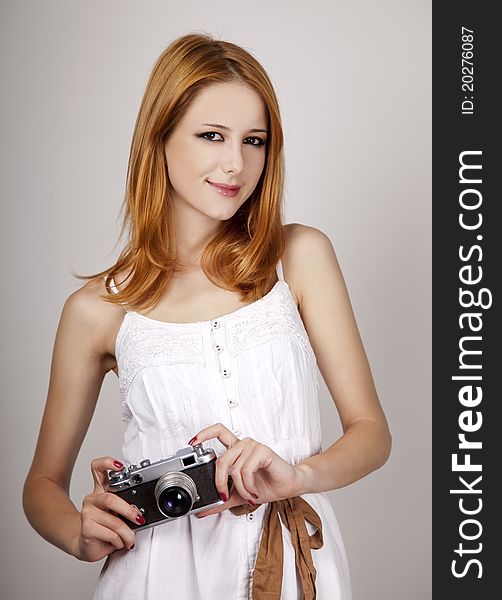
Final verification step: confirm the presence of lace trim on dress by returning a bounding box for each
[225,282,317,368]
[109,263,319,411]
[115,320,205,404]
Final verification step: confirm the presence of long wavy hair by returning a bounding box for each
[74,32,286,311]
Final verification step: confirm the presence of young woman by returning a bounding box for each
[22,33,391,599]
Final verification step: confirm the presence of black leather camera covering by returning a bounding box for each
[114,459,232,529]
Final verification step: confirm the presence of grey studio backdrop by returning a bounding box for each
[1,1,431,599]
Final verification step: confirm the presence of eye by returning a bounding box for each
[196,132,266,147]
[198,132,224,142]
[246,136,267,147]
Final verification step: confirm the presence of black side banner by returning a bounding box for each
[433,3,499,597]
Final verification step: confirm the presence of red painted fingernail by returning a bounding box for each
[220,492,227,502]
[136,514,146,525]
[187,436,197,445]
[114,460,124,469]
[128,544,135,550]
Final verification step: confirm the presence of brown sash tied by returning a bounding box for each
[230,496,324,599]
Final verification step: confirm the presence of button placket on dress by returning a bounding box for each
[210,317,263,584]
[210,318,240,437]
[210,312,262,600]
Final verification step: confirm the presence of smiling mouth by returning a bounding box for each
[207,180,241,191]
[207,181,241,197]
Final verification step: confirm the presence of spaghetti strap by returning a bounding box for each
[106,275,131,312]
[108,275,120,295]
[276,258,284,281]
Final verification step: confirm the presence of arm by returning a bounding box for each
[283,224,392,495]
[22,280,117,557]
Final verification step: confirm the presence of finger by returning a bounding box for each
[87,500,138,548]
[195,505,221,519]
[195,478,241,519]
[236,452,260,503]
[91,457,125,494]
[187,422,239,449]
[82,498,137,550]
[228,448,260,503]
[93,492,145,528]
[214,442,245,502]
[94,511,137,550]
[82,517,131,551]
[195,489,243,518]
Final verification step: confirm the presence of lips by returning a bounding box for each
[207,180,241,191]
[206,180,241,198]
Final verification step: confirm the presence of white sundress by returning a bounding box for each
[92,260,352,600]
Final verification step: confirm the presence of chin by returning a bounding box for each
[209,209,240,221]
[203,203,245,221]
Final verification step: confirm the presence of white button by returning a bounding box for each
[228,398,237,407]
[246,512,254,521]
[211,320,220,329]
[221,369,230,378]
[214,344,223,353]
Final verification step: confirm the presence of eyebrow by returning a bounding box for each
[200,123,268,134]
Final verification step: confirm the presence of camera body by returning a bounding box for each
[107,442,233,532]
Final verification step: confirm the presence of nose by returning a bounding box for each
[221,140,245,175]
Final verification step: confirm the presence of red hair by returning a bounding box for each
[74,32,286,311]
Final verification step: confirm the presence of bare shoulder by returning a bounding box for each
[63,276,125,368]
[283,222,332,252]
[282,222,338,310]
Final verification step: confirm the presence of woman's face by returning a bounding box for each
[164,81,268,223]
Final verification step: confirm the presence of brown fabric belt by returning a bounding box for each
[230,496,324,599]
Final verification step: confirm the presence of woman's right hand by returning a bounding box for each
[72,457,145,562]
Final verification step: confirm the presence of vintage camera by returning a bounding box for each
[107,442,234,531]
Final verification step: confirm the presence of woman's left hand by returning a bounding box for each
[187,423,304,518]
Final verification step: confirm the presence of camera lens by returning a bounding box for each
[155,471,197,518]
[158,487,192,517]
